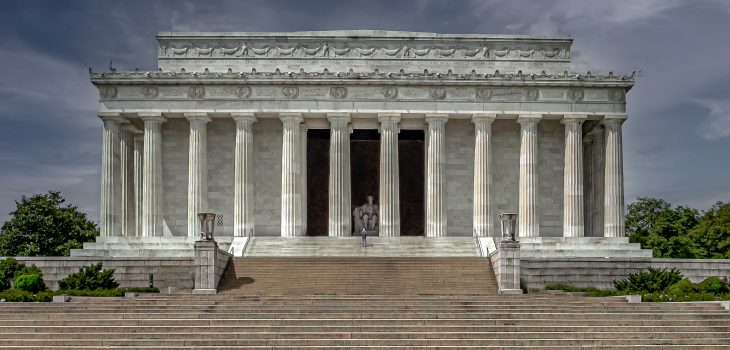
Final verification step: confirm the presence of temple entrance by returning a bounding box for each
[398,130,425,236]
[350,130,380,236]
[306,129,330,236]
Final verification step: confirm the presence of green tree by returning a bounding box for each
[626,197,699,258]
[686,202,730,259]
[0,191,98,256]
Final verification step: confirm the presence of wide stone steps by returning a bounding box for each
[217,257,498,295]
[0,295,728,348]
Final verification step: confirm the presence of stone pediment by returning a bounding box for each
[156,30,572,74]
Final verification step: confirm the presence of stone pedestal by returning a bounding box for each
[517,115,541,238]
[327,113,352,237]
[378,113,401,237]
[492,241,522,294]
[603,115,626,237]
[193,240,219,294]
[562,114,586,237]
[233,113,257,236]
[425,114,448,237]
[472,113,496,237]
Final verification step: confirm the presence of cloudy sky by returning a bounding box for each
[0,0,729,222]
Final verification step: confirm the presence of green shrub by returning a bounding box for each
[544,284,620,297]
[53,287,159,297]
[697,277,730,295]
[124,287,160,293]
[58,262,118,290]
[664,279,697,295]
[642,292,720,302]
[0,289,52,302]
[13,274,46,293]
[0,258,23,291]
[613,267,683,293]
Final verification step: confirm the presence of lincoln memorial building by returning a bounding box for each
[88,31,638,256]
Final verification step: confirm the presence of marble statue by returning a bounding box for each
[353,195,379,234]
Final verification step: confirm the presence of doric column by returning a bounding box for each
[378,113,401,237]
[300,123,308,235]
[327,113,352,237]
[280,113,303,237]
[562,114,587,237]
[586,126,605,237]
[603,114,627,237]
[120,124,138,237]
[99,112,125,237]
[472,113,496,237]
[232,113,257,237]
[425,113,448,237]
[140,112,166,237]
[185,113,211,237]
[517,114,541,238]
[133,133,144,237]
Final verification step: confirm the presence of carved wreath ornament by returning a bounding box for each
[329,86,348,99]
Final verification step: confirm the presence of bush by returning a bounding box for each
[0,258,22,291]
[13,274,46,293]
[664,279,696,295]
[642,292,720,302]
[58,262,118,290]
[0,289,52,302]
[613,267,683,293]
[697,277,730,294]
[54,287,160,297]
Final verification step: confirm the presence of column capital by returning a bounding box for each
[472,113,497,124]
[98,112,126,123]
[561,113,588,124]
[517,114,542,125]
[231,112,257,123]
[377,112,401,123]
[326,112,351,123]
[602,114,628,125]
[139,112,166,123]
[279,112,303,124]
[425,113,449,124]
[184,112,212,123]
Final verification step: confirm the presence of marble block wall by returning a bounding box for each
[445,119,475,236]
[538,120,564,237]
[491,120,520,237]
[253,118,283,235]
[161,119,189,236]
[207,118,235,236]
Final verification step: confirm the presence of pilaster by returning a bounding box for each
[603,114,627,237]
[185,113,211,237]
[562,114,587,237]
[327,113,352,237]
[232,113,257,236]
[425,113,448,237]
[378,113,401,237]
[517,114,541,238]
[472,113,496,237]
[280,113,304,237]
[140,112,166,237]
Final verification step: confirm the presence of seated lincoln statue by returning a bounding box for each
[353,195,378,235]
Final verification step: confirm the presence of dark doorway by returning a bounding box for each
[306,129,329,236]
[399,130,425,236]
[350,129,380,236]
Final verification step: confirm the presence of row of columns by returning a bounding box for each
[99,111,625,239]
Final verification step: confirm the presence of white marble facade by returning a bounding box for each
[92,31,632,239]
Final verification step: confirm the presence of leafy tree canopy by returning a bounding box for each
[0,191,98,256]
[627,197,730,259]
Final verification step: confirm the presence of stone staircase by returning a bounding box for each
[0,293,729,348]
[218,257,497,295]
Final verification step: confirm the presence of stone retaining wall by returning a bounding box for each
[8,257,194,291]
[522,257,730,291]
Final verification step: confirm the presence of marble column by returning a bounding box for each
[185,113,211,237]
[140,112,166,237]
[472,113,496,237]
[99,113,125,237]
[133,134,144,237]
[120,124,137,237]
[280,113,303,237]
[327,113,352,237]
[562,114,587,237]
[378,113,401,237]
[232,113,257,237]
[603,114,627,237]
[425,114,448,237]
[517,114,541,238]
[300,123,308,235]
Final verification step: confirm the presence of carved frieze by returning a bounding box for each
[382,86,398,99]
[142,86,159,98]
[330,86,348,99]
[99,87,117,99]
[568,89,584,102]
[281,86,299,98]
[188,86,205,99]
